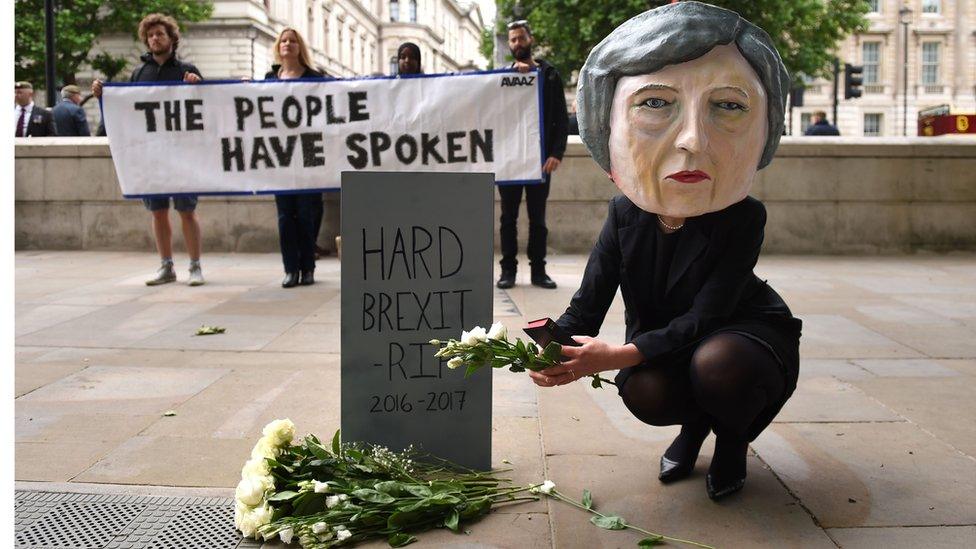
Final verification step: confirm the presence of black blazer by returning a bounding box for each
[25,107,57,137]
[556,195,800,363]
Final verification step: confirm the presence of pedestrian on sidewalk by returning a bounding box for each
[265,28,325,288]
[52,85,91,137]
[529,3,802,502]
[92,13,205,286]
[803,111,841,136]
[14,81,57,137]
[496,20,568,290]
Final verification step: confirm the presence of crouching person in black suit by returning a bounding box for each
[528,3,802,502]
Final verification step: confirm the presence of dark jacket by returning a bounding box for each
[52,99,91,136]
[264,65,324,80]
[804,119,840,136]
[557,195,801,364]
[535,59,569,161]
[24,107,57,136]
[131,52,202,83]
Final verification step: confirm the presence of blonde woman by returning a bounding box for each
[266,28,325,287]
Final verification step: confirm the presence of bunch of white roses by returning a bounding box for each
[234,418,296,539]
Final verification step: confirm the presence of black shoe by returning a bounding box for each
[706,473,746,500]
[659,455,696,483]
[658,421,710,483]
[530,273,557,289]
[300,270,315,285]
[282,272,299,288]
[496,270,516,289]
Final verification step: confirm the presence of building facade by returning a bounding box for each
[795,0,976,136]
[76,0,486,126]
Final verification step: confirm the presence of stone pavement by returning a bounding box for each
[14,251,976,548]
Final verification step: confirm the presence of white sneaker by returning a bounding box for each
[146,264,176,286]
[188,265,205,286]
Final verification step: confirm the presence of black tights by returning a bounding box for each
[620,333,785,479]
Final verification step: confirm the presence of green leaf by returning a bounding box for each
[509,364,526,373]
[638,535,664,546]
[331,429,341,456]
[459,497,491,519]
[388,509,425,529]
[267,490,300,502]
[403,484,432,498]
[582,489,593,509]
[429,480,464,494]
[388,533,418,547]
[542,341,563,363]
[374,481,406,496]
[307,441,330,461]
[444,508,460,531]
[591,376,602,389]
[352,488,397,504]
[464,363,481,378]
[195,325,225,336]
[591,515,627,530]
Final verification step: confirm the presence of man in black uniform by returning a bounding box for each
[496,21,569,290]
[92,13,206,287]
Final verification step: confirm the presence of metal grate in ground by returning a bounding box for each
[14,490,263,549]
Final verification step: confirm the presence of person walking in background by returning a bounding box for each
[14,81,57,137]
[91,13,205,286]
[804,111,841,136]
[496,21,568,290]
[265,28,325,288]
[397,42,423,75]
[52,85,91,137]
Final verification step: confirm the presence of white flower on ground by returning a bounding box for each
[461,326,488,345]
[447,357,463,370]
[326,494,347,508]
[313,480,331,493]
[530,480,556,494]
[235,476,269,507]
[279,527,294,544]
[487,322,508,341]
[250,438,277,460]
[312,521,329,534]
[336,528,352,541]
[236,503,273,539]
[261,418,296,446]
[241,457,270,478]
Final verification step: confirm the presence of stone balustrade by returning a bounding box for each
[14,136,976,253]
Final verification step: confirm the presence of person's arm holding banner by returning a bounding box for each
[543,64,569,175]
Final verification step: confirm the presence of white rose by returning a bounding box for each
[235,477,268,507]
[487,322,508,341]
[261,418,296,446]
[279,527,294,544]
[251,503,273,528]
[242,457,270,478]
[461,326,488,345]
[447,357,463,370]
[313,480,331,493]
[336,528,352,541]
[250,438,277,460]
[326,495,341,508]
[540,480,556,494]
[312,521,329,534]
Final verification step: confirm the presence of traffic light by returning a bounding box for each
[844,63,863,99]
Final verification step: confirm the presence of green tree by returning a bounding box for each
[492,0,868,82]
[15,0,213,87]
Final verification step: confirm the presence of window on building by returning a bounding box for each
[322,11,329,53]
[864,113,883,136]
[409,0,417,23]
[862,42,880,84]
[866,0,880,13]
[921,42,940,84]
[390,1,399,22]
[922,0,940,14]
[800,112,812,134]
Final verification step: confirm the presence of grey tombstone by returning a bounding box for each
[340,171,494,470]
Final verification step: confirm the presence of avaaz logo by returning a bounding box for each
[500,75,536,87]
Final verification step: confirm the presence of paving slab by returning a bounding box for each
[546,454,835,549]
[774,376,903,423]
[852,375,976,458]
[799,314,922,359]
[751,422,976,528]
[826,526,976,549]
[851,358,963,377]
[16,440,122,482]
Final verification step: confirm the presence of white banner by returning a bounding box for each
[101,70,544,197]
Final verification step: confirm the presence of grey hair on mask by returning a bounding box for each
[577,1,790,172]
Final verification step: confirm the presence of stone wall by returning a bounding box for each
[14,136,976,254]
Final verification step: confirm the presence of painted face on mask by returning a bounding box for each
[608,44,768,218]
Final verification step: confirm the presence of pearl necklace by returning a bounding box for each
[657,215,684,231]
